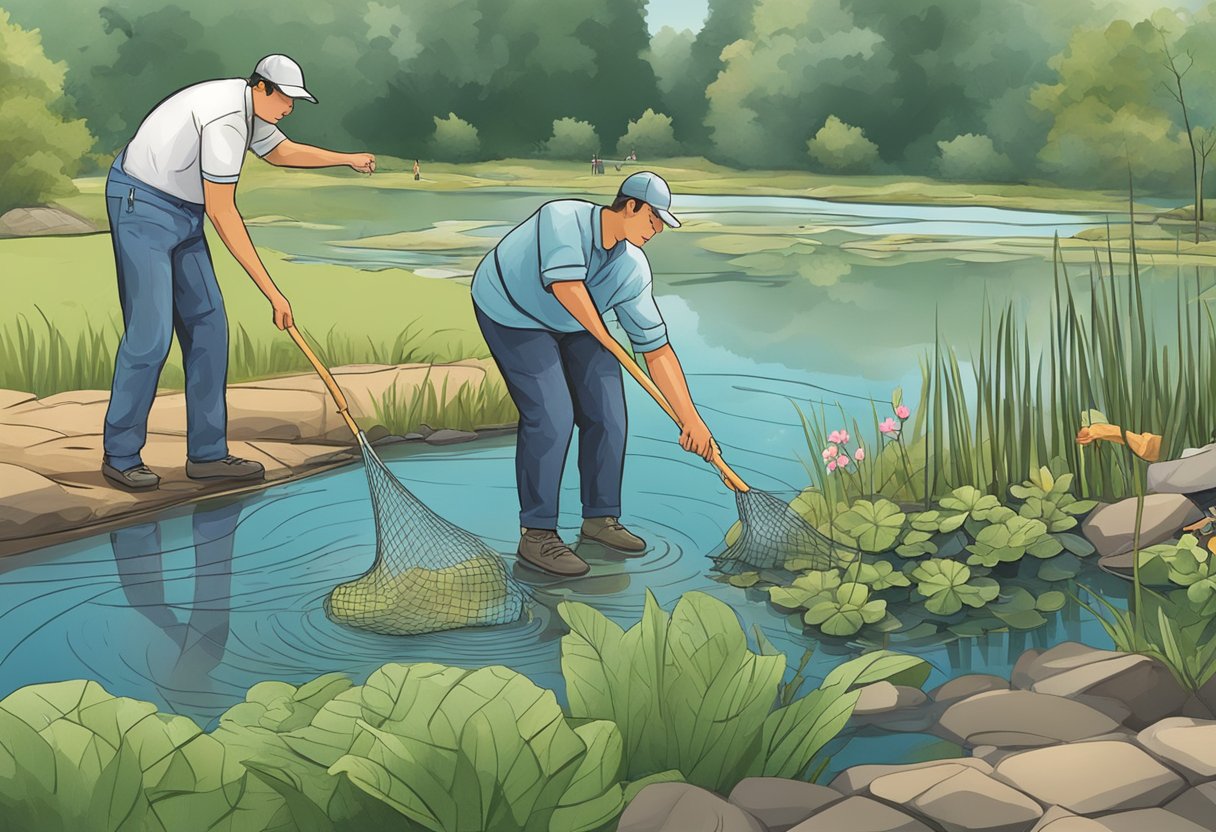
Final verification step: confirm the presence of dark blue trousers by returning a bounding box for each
[102,153,229,470]
[475,305,626,529]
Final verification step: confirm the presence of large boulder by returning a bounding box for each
[617,783,766,832]
[994,740,1186,815]
[1083,494,1203,559]
[1165,782,1216,830]
[1023,644,1187,728]
[904,766,1043,832]
[936,690,1121,748]
[1147,443,1216,494]
[831,758,993,795]
[1136,717,1216,783]
[931,674,1010,705]
[787,796,934,832]
[728,778,841,832]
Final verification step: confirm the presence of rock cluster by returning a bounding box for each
[620,643,1216,832]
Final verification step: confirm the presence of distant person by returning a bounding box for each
[101,54,376,491]
[470,171,718,577]
[591,154,597,175]
[413,159,421,181]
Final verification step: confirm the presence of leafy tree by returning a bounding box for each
[0,9,94,214]
[544,117,600,160]
[936,134,1016,181]
[807,115,879,173]
[430,112,480,161]
[616,109,680,158]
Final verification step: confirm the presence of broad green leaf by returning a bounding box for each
[1036,591,1067,612]
[833,500,906,553]
[621,770,684,805]
[729,572,760,588]
[550,721,625,832]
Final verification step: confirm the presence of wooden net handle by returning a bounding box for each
[599,337,749,493]
[286,325,361,438]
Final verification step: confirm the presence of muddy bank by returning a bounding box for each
[0,361,515,557]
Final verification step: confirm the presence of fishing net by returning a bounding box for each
[712,488,860,574]
[325,433,529,636]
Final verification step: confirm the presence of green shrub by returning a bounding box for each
[559,590,928,791]
[429,113,481,162]
[806,116,879,173]
[544,117,600,161]
[615,109,680,158]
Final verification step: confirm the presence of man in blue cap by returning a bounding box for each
[471,171,719,576]
[101,55,376,491]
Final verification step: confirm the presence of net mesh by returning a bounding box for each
[325,434,528,635]
[713,488,858,574]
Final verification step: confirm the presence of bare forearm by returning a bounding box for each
[206,207,281,300]
[264,140,349,169]
[643,346,703,427]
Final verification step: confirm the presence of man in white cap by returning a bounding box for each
[471,171,719,576]
[101,55,376,491]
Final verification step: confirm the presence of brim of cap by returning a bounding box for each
[656,207,681,229]
[278,84,317,103]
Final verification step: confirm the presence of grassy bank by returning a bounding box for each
[0,232,513,428]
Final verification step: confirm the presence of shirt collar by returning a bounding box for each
[592,204,604,252]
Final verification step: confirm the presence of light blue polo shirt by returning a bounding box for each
[471,200,670,352]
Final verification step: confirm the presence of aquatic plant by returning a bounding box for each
[803,583,888,636]
[559,590,928,791]
[909,560,1000,616]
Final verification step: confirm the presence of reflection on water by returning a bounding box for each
[110,499,240,716]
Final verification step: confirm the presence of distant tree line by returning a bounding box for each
[6,0,1216,211]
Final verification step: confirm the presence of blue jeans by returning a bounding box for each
[475,305,626,529]
[103,153,229,471]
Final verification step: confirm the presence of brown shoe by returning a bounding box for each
[580,516,646,554]
[517,528,590,577]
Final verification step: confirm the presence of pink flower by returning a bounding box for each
[854,447,865,461]
[896,405,911,420]
[827,460,837,472]
[836,455,849,468]
[879,418,898,434]
[838,429,849,445]
[828,430,842,444]
[822,445,839,460]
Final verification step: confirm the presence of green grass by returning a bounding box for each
[372,367,518,435]
[0,234,491,396]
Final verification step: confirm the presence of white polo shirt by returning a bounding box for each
[121,78,288,205]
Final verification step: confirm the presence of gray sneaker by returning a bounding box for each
[102,462,160,491]
[580,516,646,553]
[186,455,265,482]
[517,528,590,577]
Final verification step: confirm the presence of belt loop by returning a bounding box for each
[126,187,135,213]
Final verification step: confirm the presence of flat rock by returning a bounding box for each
[618,782,765,832]
[0,206,96,236]
[1030,806,1105,831]
[908,766,1043,832]
[1137,717,1216,782]
[832,758,992,794]
[425,428,479,445]
[994,740,1186,815]
[931,674,1010,705]
[788,796,934,832]
[1078,808,1210,831]
[0,389,36,409]
[1012,649,1045,690]
[1083,494,1203,559]
[727,777,841,832]
[1028,647,1187,728]
[0,423,66,448]
[937,690,1120,747]
[854,681,928,715]
[0,463,93,540]
[1165,782,1216,830]
[221,388,330,441]
[1148,442,1216,494]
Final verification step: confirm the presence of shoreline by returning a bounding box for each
[0,363,518,559]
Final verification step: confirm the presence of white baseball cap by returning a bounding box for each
[617,171,680,228]
[252,54,317,103]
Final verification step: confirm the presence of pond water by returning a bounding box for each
[0,188,1156,776]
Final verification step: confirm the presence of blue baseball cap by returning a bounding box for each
[617,171,681,228]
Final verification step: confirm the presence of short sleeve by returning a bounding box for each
[615,285,669,353]
[199,113,248,183]
[250,117,287,157]
[537,203,589,289]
